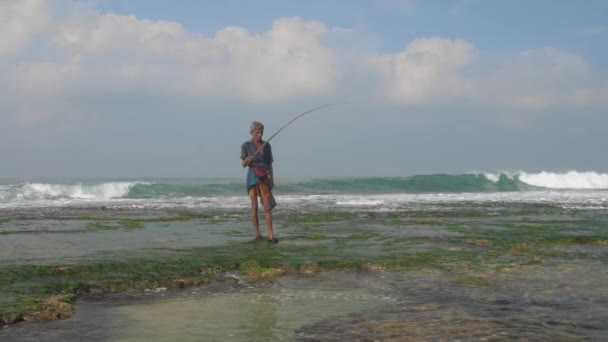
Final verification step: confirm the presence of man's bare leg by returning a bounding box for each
[261,191,276,242]
[249,190,261,239]
[264,207,274,240]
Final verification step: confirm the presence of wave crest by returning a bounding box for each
[517,171,608,189]
[20,182,141,200]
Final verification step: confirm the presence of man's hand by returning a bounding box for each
[243,156,254,167]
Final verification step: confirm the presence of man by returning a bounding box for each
[241,121,278,243]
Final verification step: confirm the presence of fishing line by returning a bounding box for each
[252,102,349,158]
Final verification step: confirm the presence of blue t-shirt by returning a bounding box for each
[241,140,274,192]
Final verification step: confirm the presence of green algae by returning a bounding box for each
[541,236,608,245]
[0,231,597,326]
[299,234,327,240]
[239,260,288,280]
[2,212,608,326]
[1,294,75,325]
[346,233,379,240]
[0,240,470,317]
[118,220,143,230]
[87,222,119,231]
[223,229,249,237]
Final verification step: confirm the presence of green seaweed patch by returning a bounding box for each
[119,220,144,230]
[87,222,119,231]
[299,261,322,274]
[379,236,414,245]
[302,234,328,240]
[410,220,444,226]
[223,229,248,237]
[287,214,335,223]
[346,233,378,240]
[386,218,404,226]
[541,236,608,245]
[455,274,495,288]
[0,294,75,325]
[2,224,600,328]
[316,258,361,270]
[52,219,145,232]
[361,262,388,271]
[467,239,493,247]
[64,216,114,222]
[58,213,213,223]
[447,222,578,248]
[239,261,289,281]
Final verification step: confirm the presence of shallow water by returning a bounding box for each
[0,219,246,266]
[2,179,608,341]
[3,272,397,341]
[3,266,607,341]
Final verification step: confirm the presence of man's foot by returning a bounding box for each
[267,237,279,243]
[254,235,263,241]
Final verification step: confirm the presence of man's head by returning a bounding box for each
[250,121,264,133]
[250,121,264,142]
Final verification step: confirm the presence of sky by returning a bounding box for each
[1,0,607,178]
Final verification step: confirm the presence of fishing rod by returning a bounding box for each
[252,102,349,158]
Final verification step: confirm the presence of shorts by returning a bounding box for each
[248,182,276,210]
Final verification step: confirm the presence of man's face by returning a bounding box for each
[251,129,264,142]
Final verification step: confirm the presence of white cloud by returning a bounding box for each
[202,18,336,101]
[0,0,51,56]
[48,13,335,101]
[479,47,595,110]
[1,0,607,125]
[572,86,608,107]
[2,2,337,123]
[367,38,478,104]
[368,41,607,110]
[13,62,81,95]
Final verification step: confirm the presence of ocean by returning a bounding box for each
[1,171,607,214]
[1,171,607,340]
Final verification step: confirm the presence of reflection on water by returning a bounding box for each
[3,265,607,341]
[0,220,246,266]
[111,280,392,341]
[2,272,396,341]
[298,262,608,341]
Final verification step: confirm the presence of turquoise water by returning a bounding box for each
[1,172,607,215]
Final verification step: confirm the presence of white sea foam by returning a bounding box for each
[336,199,385,206]
[480,170,608,189]
[518,171,608,189]
[19,182,143,200]
[0,190,606,212]
[481,171,518,183]
[1,174,607,212]
[483,173,500,183]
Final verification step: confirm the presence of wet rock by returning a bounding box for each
[1,314,24,325]
[24,295,75,322]
[164,278,206,288]
[362,262,386,271]
[299,262,321,274]
[222,270,241,280]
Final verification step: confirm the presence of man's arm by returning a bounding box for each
[241,143,251,168]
